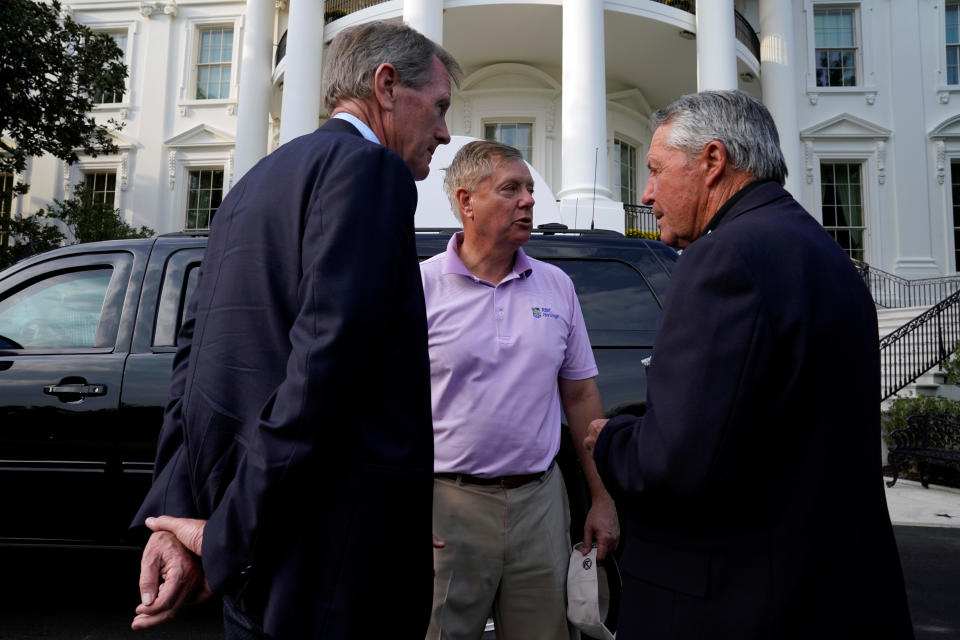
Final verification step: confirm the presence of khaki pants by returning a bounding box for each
[426,464,573,640]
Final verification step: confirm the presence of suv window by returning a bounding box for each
[547,259,660,332]
[0,268,113,348]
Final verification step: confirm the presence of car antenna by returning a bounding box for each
[590,146,598,230]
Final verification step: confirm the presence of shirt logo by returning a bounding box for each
[531,306,559,319]
[582,558,593,570]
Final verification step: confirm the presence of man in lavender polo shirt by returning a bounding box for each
[421,140,619,640]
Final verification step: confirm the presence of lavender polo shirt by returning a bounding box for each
[420,233,598,476]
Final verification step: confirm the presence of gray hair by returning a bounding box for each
[651,90,787,185]
[322,21,462,115]
[443,141,525,222]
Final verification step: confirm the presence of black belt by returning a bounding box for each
[436,462,552,489]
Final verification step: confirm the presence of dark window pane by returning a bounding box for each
[546,259,661,333]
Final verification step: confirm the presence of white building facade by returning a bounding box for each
[6,0,960,278]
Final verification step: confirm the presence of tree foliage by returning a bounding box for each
[0,183,154,269]
[46,183,154,244]
[0,0,127,195]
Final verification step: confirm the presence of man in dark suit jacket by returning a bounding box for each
[585,91,914,639]
[129,22,462,638]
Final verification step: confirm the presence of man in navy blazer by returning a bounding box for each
[585,91,914,639]
[129,22,462,638]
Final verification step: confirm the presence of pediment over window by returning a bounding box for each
[800,113,890,140]
[929,115,960,140]
[101,130,136,151]
[164,124,235,149]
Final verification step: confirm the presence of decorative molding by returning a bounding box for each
[936,141,946,185]
[119,108,129,121]
[940,92,951,104]
[168,151,177,190]
[804,141,814,184]
[140,2,158,17]
[462,98,471,134]
[163,3,178,18]
[274,0,288,9]
[865,92,877,106]
[227,150,235,189]
[271,116,281,151]
[226,103,237,116]
[120,152,130,191]
[178,105,187,117]
[876,141,886,185]
[800,113,892,140]
[808,93,819,105]
[544,99,555,134]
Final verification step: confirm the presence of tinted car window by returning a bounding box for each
[547,259,660,332]
[0,268,113,348]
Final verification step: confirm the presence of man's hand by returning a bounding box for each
[581,492,620,560]
[584,418,609,453]
[132,517,210,630]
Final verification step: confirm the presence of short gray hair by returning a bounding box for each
[322,21,462,115]
[443,141,524,222]
[651,90,788,185]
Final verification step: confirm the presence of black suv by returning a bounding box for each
[0,230,677,546]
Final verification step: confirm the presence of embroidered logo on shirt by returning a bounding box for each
[582,558,593,570]
[531,306,559,319]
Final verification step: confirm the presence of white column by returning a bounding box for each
[695,0,737,91]
[278,0,325,145]
[234,0,274,180]
[403,0,443,44]
[559,0,610,205]
[759,0,801,199]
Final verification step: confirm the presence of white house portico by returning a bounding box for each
[7,1,960,280]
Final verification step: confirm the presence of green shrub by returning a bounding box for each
[941,342,960,384]
[881,395,960,445]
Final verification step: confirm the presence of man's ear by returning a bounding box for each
[373,63,399,111]
[702,140,728,188]
[456,188,473,220]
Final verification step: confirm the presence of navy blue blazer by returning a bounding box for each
[594,182,913,639]
[134,118,435,638]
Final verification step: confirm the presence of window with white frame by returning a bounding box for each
[820,161,865,260]
[614,139,638,203]
[196,27,233,100]
[484,122,533,163]
[92,32,128,104]
[83,170,117,207]
[814,6,858,87]
[185,168,224,230]
[948,1,960,85]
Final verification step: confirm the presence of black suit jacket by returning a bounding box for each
[594,182,913,639]
[134,119,435,638]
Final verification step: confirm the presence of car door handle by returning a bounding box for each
[43,384,107,397]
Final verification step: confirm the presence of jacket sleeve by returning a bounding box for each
[593,236,773,499]
[199,146,418,593]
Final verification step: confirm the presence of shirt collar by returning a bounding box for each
[441,232,534,284]
[332,113,381,144]
[699,179,762,238]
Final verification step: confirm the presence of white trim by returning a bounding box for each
[80,20,139,118]
[178,15,243,111]
[803,0,876,100]
[172,157,229,231]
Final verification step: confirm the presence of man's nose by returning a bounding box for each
[641,179,654,205]
[437,118,451,144]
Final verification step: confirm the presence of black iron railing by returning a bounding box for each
[324,0,389,23]
[624,203,659,238]
[879,288,960,401]
[852,259,960,308]
[652,2,761,61]
[734,10,761,60]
